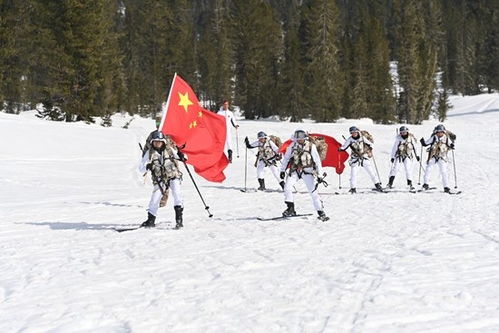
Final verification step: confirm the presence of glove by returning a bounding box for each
[177,150,186,161]
[416,156,420,162]
[280,171,286,179]
[338,148,344,152]
[146,163,152,171]
[420,138,426,146]
[390,158,394,163]
[244,137,252,149]
[449,143,455,149]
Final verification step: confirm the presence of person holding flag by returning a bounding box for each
[139,131,185,229]
[132,73,228,228]
[217,100,239,163]
[279,130,329,221]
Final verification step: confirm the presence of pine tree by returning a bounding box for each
[197,0,234,110]
[277,3,306,122]
[304,0,342,122]
[233,0,282,119]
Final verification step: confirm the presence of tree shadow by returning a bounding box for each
[22,221,135,231]
[78,201,143,208]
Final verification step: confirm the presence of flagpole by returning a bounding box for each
[159,72,177,131]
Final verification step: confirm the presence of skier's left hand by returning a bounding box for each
[177,150,186,161]
[416,156,420,162]
[280,171,286,179]
[449,143,455,150]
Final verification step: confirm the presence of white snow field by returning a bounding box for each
[1,94,499,333]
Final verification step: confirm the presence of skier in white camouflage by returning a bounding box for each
[387,125,420,190]
[420,124,456,193]
[339,126,383,193]
[280,130,329,221]
[244,131,285,191]
[139,131,185,229]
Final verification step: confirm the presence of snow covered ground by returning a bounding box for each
[1,94,499,332]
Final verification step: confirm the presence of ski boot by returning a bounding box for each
[317,211,329,222]
[174,205,183,229]
[257,178,266,191]
[282,201,296,217]
[422,183,429,191]
[407,179,415,191]
[374,183,384,192]
[387,176,395,189]
[228,149,233,163]
[443,187,450,193]
[349,188,357,194]
[279,181,285,190]
[140,212,156,228]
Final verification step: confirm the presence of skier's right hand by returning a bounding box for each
[244,137,252,149]
[280,171,286,179]
[337,148,343,152]
[416,156,421,162]
[390,158,394,163]
[146,163,152,171]
[420,138,426,146]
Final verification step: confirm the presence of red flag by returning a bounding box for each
[159,74,229,182]
[279,133,349,174]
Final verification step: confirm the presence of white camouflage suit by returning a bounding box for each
[422,133,453,188]
[389,133,418,181]
[217,107,239,152]
[280,139,324,211]
[248,138,281,182]
[340,135,379,188]
[139,145,183,217]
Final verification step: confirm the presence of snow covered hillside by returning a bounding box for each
[1,94,499,332]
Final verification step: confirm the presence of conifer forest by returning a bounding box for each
[1,0,497,124]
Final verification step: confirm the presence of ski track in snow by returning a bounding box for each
[1,95,499,332]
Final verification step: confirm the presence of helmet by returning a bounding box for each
[349,126,360,134]
[150,130,167,144]
[257,131,267,139]
[294,130,308,140]
[399,126,409,133]
[434,124,446,132]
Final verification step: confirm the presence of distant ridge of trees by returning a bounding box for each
[1,0,497,124]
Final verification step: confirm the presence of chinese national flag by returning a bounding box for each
[159,74,229,182]
[279,133,349,174]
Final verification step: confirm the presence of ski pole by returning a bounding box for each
[177,146,213,218]
[235,127,240,158]
[371,152,382,184]
[418,145,424,185]
[138,143,148,182]
[338,173,342,189]
[451,149,458,188]
[244,145,248,192]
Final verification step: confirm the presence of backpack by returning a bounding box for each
[309,135,328,161]
[360,130,374,143]
[446,130,456,142]
[269,135,282,148]
[359,130,373,157]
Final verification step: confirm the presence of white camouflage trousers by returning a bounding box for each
[256,160,281,182]
[284,172,323,211]
[148,178,183,216]
[424,158,449,188]
[350,159,379,188]
[389,157,414,181]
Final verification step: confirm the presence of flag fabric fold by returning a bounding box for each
[159,74,229,182]
[279,133,349,174]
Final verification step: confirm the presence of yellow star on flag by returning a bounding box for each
[178,92,193,112]
[189,120,197,129]
[198,111,203,118]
